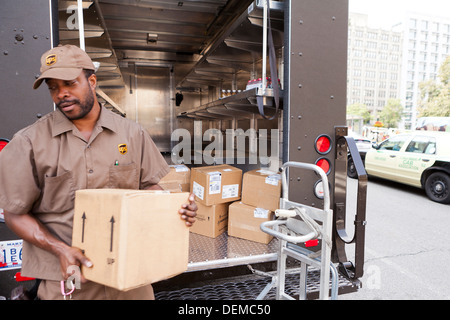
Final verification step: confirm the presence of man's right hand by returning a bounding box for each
[4,211,92,282]
[56,245,93,282]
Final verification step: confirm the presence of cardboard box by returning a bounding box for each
[228,201,274,244]
[159,164,191,193]
[72,189,190,291]
[189,202,229,238]
[190,164,242,206]
[242,169,281,212]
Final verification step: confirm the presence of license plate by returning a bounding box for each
[0,240,23,271]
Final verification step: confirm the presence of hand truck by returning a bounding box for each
[259,161,337,300]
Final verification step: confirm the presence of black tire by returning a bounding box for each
[347,157,358,179]
[425,172,450,204]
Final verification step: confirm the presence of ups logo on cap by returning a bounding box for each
[45,54,57,66]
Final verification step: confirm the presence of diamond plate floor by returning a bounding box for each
[155,268,359,300]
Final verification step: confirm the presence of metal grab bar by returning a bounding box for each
[260,220,317,244]
[334,129,368,280]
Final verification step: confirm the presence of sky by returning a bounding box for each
[349,0,450,29]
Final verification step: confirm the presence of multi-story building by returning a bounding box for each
[400,12,450,129]
[347,13,403,124]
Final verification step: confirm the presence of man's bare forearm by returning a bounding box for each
[4,211,69,257]
[4,211,93,279]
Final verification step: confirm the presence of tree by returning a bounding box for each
[379,99,404,128]
[347,103,371,123]
[418,56,450,117]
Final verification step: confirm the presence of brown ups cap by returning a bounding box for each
[33,44,95,89]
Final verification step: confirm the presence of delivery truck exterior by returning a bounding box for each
[0,0,367,299]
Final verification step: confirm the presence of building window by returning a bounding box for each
[432,22,439,32]
[366,61,376,68]
[420,41,428,51]
[366,71,376,78]
[366,51,377,59]
[365,90,375,97]
[367,41,377,49]
[368,32,378,39]
[354,60,362,67]
[353,49,362,57]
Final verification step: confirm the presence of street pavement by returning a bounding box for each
[339,176,450,300]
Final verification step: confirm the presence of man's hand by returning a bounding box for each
[179,193,197,227]
[4,211,93,281]
[56,245,93,282]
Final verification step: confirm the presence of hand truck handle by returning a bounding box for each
[260,220,317,244]
[280,161,331,211]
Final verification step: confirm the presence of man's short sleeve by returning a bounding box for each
[0,134,41,214]
[139,128,170,189]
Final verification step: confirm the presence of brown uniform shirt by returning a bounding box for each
[0,106,170,281]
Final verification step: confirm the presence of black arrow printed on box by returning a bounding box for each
[81,212,86,243]
[110,216,115,252]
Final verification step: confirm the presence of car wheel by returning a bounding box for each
[347,157,358,179]
[425,172,450,204]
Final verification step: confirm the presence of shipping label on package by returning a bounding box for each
[208,171,222,194]
[254,207,270,219]
[222,184,239,199]
[193,181,205,200]
[171,164,189,172]
[265,174,281,186]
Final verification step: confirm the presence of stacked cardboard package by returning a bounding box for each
[228,169,282,244]
[159,164,191,193]
[189,164,242,238]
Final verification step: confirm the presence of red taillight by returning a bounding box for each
[315,157,331,175]
[0,140,8,152]
[313,134,332,199]
[315,135,332,154]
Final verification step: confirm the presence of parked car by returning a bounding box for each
[347,132,372,178]
[364,131,450,204]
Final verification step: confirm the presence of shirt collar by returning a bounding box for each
[52,104,118,138]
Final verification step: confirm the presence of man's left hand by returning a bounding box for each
[179,193,197,227]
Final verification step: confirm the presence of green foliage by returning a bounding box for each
[418,56,450,117]
[379,99,404,128]
[347,103,371,123]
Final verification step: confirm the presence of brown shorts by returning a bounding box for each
[37,280,155,300]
